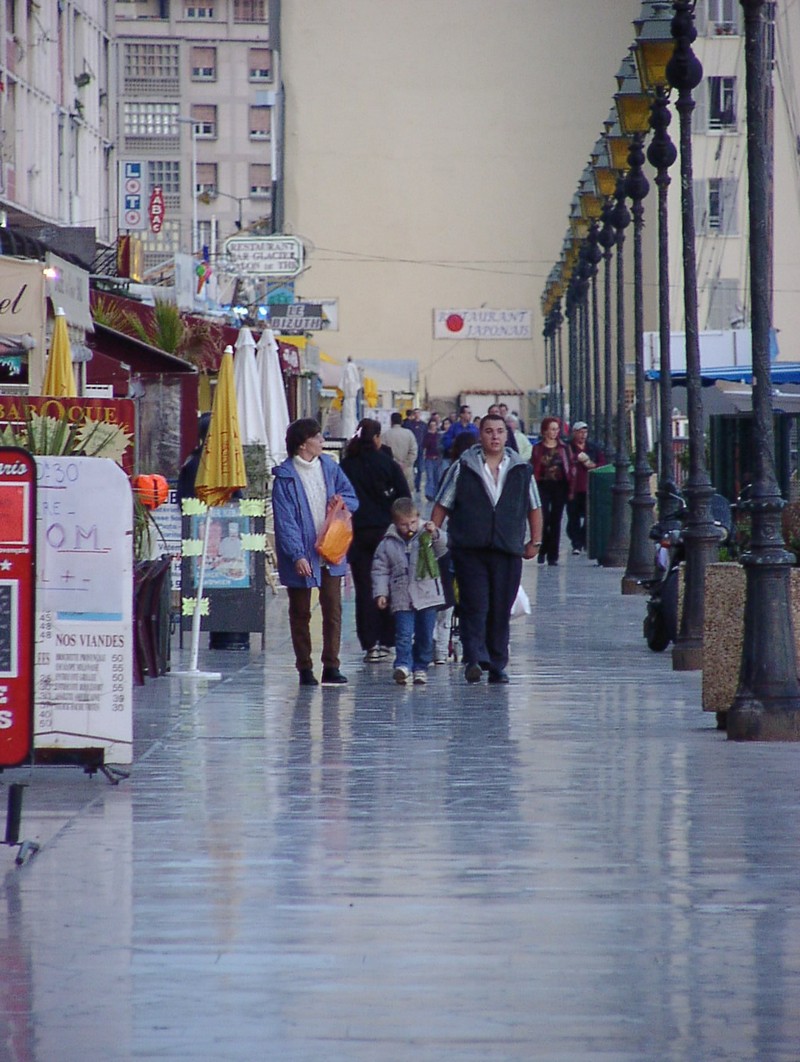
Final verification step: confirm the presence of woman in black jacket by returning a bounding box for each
[340,418,410,661]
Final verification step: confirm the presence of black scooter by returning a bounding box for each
[641,491,732,653]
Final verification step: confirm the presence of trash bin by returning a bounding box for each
[587,464,615,561]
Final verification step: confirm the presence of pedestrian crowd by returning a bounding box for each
[268,402,604,688]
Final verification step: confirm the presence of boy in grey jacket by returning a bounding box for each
[372,497,448,685]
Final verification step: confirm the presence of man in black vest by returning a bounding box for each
[431,413,542,684]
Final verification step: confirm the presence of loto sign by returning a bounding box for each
[223,236,304,278]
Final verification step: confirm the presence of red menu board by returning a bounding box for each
[0,448,35,767]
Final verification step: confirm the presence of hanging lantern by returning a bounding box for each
[132,473,169,510]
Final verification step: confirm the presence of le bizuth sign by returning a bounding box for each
[223,236,304,278]
[267,302,326,331]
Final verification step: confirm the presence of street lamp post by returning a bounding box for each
[667,0,720,671]
[621,133,655,592]
[177,116,199,255]
[198,188,246,232]
[647,89,680,525]
[554,298,565,423]
[601,176,633,567]
[728,0,800,741]
[597,199,616,456]
[586,221,603,442]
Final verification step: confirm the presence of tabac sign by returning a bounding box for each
[223,236,304,278]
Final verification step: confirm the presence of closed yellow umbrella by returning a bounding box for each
[42,308,77,397]
[195,345,247,507]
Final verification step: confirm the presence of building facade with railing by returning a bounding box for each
[0,0,115,245]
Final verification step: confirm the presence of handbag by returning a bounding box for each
[314,495,353,565]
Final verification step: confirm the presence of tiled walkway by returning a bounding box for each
[2,555,799,1061]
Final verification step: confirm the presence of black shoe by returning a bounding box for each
[537,553,545,564]
[548,560,558,566]
[465,663,482,684]
[321,667,348,685]
[488,669,510,684]
[299,669,318,686]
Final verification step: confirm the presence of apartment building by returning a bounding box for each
[114,0,279,277]
[0,0,114,246]
[684,0,800,353]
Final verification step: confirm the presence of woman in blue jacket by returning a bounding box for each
[272,418,359,686]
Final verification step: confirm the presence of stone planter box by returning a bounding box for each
[702,562,800,713]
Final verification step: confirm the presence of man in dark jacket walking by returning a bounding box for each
[431,413,542,684]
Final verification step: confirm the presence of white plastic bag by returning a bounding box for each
[510,585,531,620]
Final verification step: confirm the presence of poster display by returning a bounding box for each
[34,457,133,765]
[0,448,36,768]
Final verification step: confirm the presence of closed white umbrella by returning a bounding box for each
[256,327,290,465]
[233,326,268,445]
[339,358,361,439]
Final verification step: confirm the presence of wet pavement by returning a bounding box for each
[2,554,800,1061]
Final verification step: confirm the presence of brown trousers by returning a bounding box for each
[286,569,342,671]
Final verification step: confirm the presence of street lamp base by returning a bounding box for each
[620,574,648,595]
[727,698,800,742]
[672,640,703,671]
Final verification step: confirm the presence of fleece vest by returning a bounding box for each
[447,461,532,555]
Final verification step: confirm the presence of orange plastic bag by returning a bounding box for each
[314,495,353,565]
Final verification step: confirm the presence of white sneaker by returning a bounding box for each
[434,654,448,665]
[365,646,382,662]
[413,670,427,685]
[393,665,410,685]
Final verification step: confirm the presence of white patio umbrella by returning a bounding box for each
[339,357,361,440]
[256,327,290,465]
[233,326,268,445]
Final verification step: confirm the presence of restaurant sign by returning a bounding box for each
[0,448,36,768]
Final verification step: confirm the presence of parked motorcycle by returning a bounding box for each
[641,491,732,653]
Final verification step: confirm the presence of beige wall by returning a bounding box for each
[282,0,642,405]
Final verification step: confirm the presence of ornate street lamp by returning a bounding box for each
[728,0,800,741]
[633,2,680,528]
[601,174,633,567]
[667,0,720,671]
[579,168,604,437]
[648,90,680,523]
[553,296,565,423]
[616,52,656,592]
[597,199,617,457]
[586,221,603,443]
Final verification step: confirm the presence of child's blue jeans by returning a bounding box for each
[393,607,437,672]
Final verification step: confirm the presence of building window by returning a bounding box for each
[707,0,739,34]
[142,218,180,259]
[708,77,736,130]
[234,0,266,22]
[249,164,271,197]
[185,4,215,18]
[124,43,180,79]
[198,220,214,253]
[695,177,738,234]
[124,102,180,136]
[706,279,742,330]
[191,104,217,139]
[148,160,181,195]
[249,48,271,81]
[196,162,218,195]
[249,106,271,140]
[191,46,216,81]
